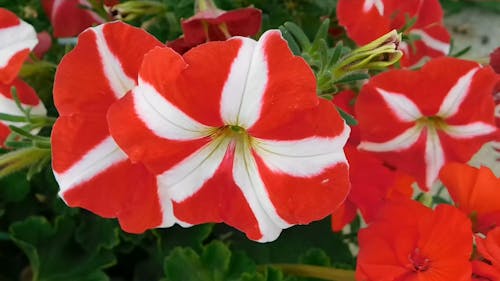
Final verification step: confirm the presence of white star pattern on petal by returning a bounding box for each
[363,0,384,15]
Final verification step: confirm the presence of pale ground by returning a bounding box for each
[444,7,500,176]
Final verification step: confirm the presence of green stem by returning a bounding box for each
[265,264,356,281]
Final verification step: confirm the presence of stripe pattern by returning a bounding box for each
[0,8,38,84]
[51,22,175,233]
[108,30,350,242]
[356,57,498,190]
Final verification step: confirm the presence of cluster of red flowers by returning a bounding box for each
[1,0,500,279]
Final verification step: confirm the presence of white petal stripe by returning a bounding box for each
[133,81,214,140]
[363,0,384,15]
[410,29,450,55]
[158,137,232,202]
[0,20,38,68]
[92,25,136,100]
[233,141,288,242]
[54,136,128,194]
[253,125,350,177]
[376,87,423,122]
[438,67,479,118]
[424,127,445,188]
[220,31,272,128]
[358,125,423,152]
[444,122,497,139]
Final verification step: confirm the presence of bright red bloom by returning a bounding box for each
[42,0,105,38]
[440,163,500,234]
[337,0,451,67]
[33,31,52,59]
[168,0,262,54]
[357,200,473,281]
[107,30,350,242]
[51,22,175,233]
[331,145,413,231]
[0,78,46,146]
[356,57,498,190]
[0,8,38,84]
[490,47,500,74]
[472,227,500,281]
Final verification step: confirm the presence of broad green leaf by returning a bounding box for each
[9,216,116,281]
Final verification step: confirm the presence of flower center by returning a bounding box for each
[213,125,253,146]
[416,116,447,130]
[409,248,431,272]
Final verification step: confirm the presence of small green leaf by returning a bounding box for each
[76,214,120,253]
[336,107,358,126]
[334,73,370,85]
[279,26,301,56]
[0,172,30,202]
[283,22,311,51]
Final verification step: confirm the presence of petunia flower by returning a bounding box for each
[337,0,451,67]
[0,78,46,146]
[107,30,351,242]
[41,0,105,38]
[0,8,38,84]
[440,162,500,234]
[356,57,498,190]
[331,145,413,231]
[472,226,500,281]
[51,22,176,233]
[356,200,473,281]
[167,0,262,54]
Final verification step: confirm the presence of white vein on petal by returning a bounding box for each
[376,87,423,122]
[363,0,384,15]
[358,125,423,152]
[444,122,497,139]
[133,81,214,140]
[55,136,128,194]
[158,136,231,202]
[0,20,38,68]
[220,33,269,128]
[437,67,479,118]
[233,141,288,242]
[410,29,450,55]
[253,125,350,177]
[424,127,445,188]
[92,25,136,99]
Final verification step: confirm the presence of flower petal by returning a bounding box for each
[445,122,497,139]
[438,67,479,118]
[0,8,38,84]
[424,127,445,188]
[375,87,423,121]
[359,125,423,152]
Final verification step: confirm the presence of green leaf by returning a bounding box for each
[279,26,301,56]
[164,241,259,281]
[9,215,116,281]
[336,107,358,126]
[334,73,370,85]
[75,214,120,253]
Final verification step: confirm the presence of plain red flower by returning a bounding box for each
[337,0,450,67]
[472,227,500,281]
[356,57,498,190]
[331,145,413,231]
[357,200,473,281]
[108,30,350,242]
[0,8,38,84]
[167,0,261,54]
[440,163,500,234]
[51,22,175,233]
[42,0,105,38]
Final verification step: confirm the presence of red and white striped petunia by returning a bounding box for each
[51,22,176,233]
[0,8,38,84]
[356,57,498,190]
[337,0,450,67]
[42,0,105,38]
[0,78,46,146]
[108,30,351,242]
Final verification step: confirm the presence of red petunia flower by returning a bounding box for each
[51,22,176,233]
[337,0,451,67]
[0,8,38,84]
[0,78,46,146]
[331,145,413,231]
[107,30,351,242]
[357,200,473,281]
[167,0,261,54]
[472,227,500,281]
[440,162,500,234]
[356,57,498,190]
[42,0,105,38]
